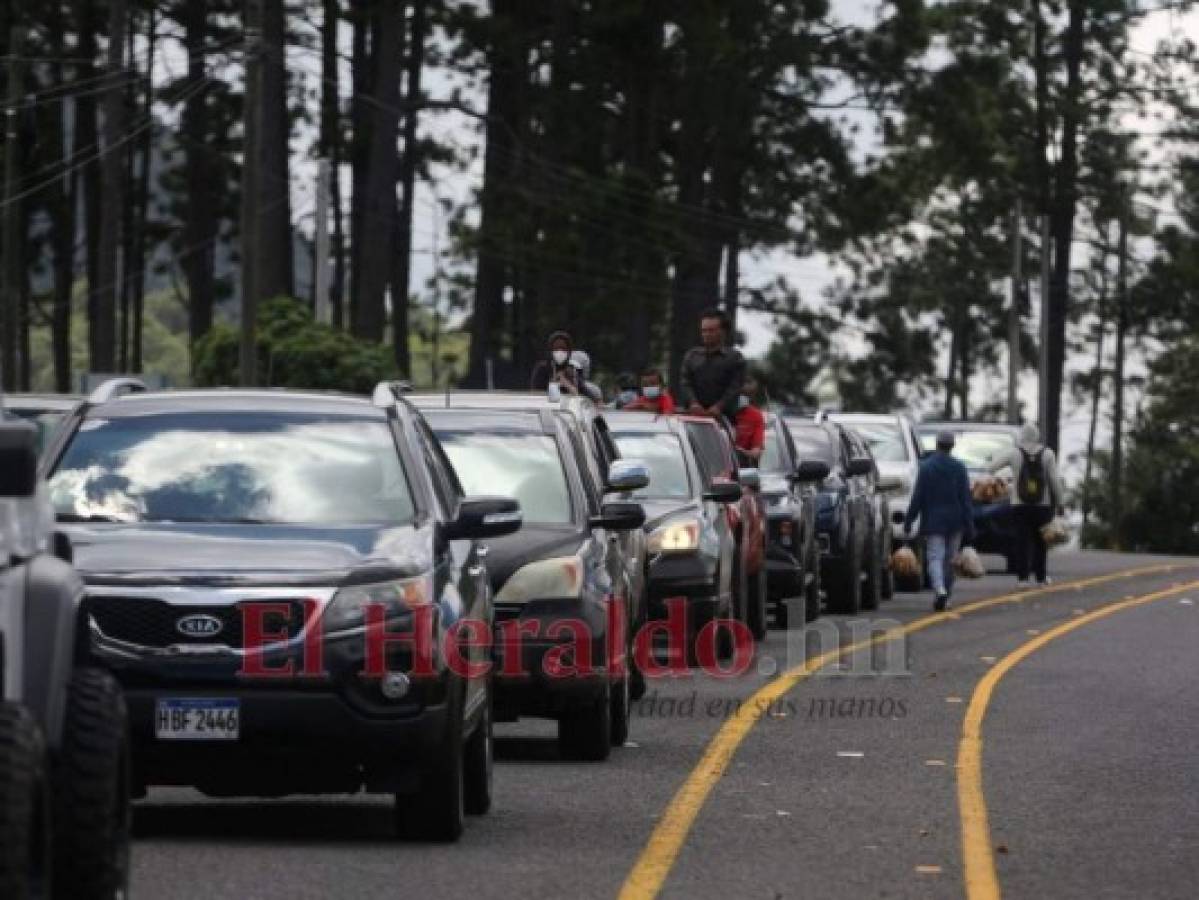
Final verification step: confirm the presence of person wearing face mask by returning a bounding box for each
[613,373,640,409]
[626,368,676,414]
[732,373,766,465]
[530,331,574,391]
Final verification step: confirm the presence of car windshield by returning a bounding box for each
[47,411,415,525]
[437,431,573,525]
[760,428,787,473]
[949,431,1017,471]
[787,425,835,467]
[839,420,908,463]
[612,433,692,500]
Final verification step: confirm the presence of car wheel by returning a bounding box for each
[881,532,895,600]
[396,709,465,842]
[52,669,131,900]
[609,664,631,748]
[0,703,51,900]
[829,541,862,615]
[558,682,612,762]
[463,689,493,816]
[862,536,882,611]
[747,566,768,642]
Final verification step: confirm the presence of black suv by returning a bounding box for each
[785,419,875,615]
[421,404,647,760]
[42,382,521,842]
[758,414,830,626]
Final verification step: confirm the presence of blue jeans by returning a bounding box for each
[926,533,962,597]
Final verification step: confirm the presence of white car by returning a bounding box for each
[825,412,926,588]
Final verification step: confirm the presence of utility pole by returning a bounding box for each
[1008,199,1023,424]
[1,26,25,391]
[1111,188,1130,547]
[314,158,331,325]
[239,5,263,386]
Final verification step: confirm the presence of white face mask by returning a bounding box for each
[643,386,661,400]
[552,350,570,366]
[737,394,751,410]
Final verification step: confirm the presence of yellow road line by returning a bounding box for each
[617,562,1192,900]
[957,577,1199,900]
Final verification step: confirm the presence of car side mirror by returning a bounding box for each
[792,460,831,483]
[444,496,523,541]
[590,500,646,532]
[703,480,743,504]
[606,459,650,493]
[0,422,38,497]
[846,457,873,478]
[737,468,761,492]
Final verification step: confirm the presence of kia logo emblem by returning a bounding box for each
[176,614,224,638]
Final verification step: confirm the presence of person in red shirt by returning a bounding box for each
[626,368,677,415]
[733,373,767,465]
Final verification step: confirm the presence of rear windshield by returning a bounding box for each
[436,431,574,524]
[612,433,692,500]
[838,419,908,463]
[948,431,1017,471]
[48,411,415,525]
[787,425,835,466]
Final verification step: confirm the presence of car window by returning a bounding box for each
[684,422,730,487]
[788,424,836,466]
[414,419,459,518]
[48,411,415,525]
[840,420,909,463]
[612,432,692,500]
[435,430,574,525]
[760,423,790,474]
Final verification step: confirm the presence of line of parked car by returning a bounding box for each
[0,380,1027,896]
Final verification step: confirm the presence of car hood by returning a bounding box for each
[638,498,702,532]
[482,524,584,592]
[63,522,433,587]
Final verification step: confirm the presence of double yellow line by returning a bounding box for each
[618,563,1195,900]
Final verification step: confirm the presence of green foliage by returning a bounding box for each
[193,297,399,392]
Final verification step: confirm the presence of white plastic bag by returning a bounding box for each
[954,546,986,579]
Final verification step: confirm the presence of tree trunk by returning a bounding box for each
[354,0,404,342]
[1045,1,1086,452]
[129,6,156,373]
[92,0,129,373]
[467,0,526,386]
[942,316,959,419]
[49,55,76,393]
[1079,289,1107,544]
[1,26,25,390]
[393,0,428,374]
[257,0,293,300]
[348,0,371,328]
[75,0,102,370]
[1110,207,1129,547]
[320,0,345,327]
[182,0,217,358]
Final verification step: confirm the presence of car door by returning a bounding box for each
[589,414,646,632]
[683,421,738,602]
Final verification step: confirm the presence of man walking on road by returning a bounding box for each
[905,430,975,611]
[680,308,746,422]
[994,423,1066,587]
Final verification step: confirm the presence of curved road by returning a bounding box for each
[131,551,1199,900]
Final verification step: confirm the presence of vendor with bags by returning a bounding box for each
[990,423,1066,588]
[904,430,976,611]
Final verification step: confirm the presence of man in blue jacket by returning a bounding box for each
[904,430,975,611]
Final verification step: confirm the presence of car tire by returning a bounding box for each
[609,665,631,748]
[881,533,895,600]
[463,692,493,817]
[396,707,466,842]
[828,541,862,615]
[747,567,768,642]
[558,683,611,762]
[52,669,131,900]
[862,536,882,611]
[0,703,51,900]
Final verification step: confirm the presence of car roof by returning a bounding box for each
[918,421,1020,434]
[422,407,552,435]
[80,389,386,419]
[604,410,681,433]
[408,390,594,411]
[828,412,910,425]
[4,394,81,412]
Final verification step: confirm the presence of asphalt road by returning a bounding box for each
[130,551,1199,900]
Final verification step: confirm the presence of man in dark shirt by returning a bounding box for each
[680,307,746,421]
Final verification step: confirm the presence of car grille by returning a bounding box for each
[84,596,309,650]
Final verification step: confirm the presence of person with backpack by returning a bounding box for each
[992,423,1066,586]
[904,430,976,611]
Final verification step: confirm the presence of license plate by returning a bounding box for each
[155,699,240,741]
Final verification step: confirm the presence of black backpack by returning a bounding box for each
[1017,447,1045,504]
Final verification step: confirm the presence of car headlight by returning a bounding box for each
[648,520,700,553]
[495,555,584,605]
[325,574,433,631]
